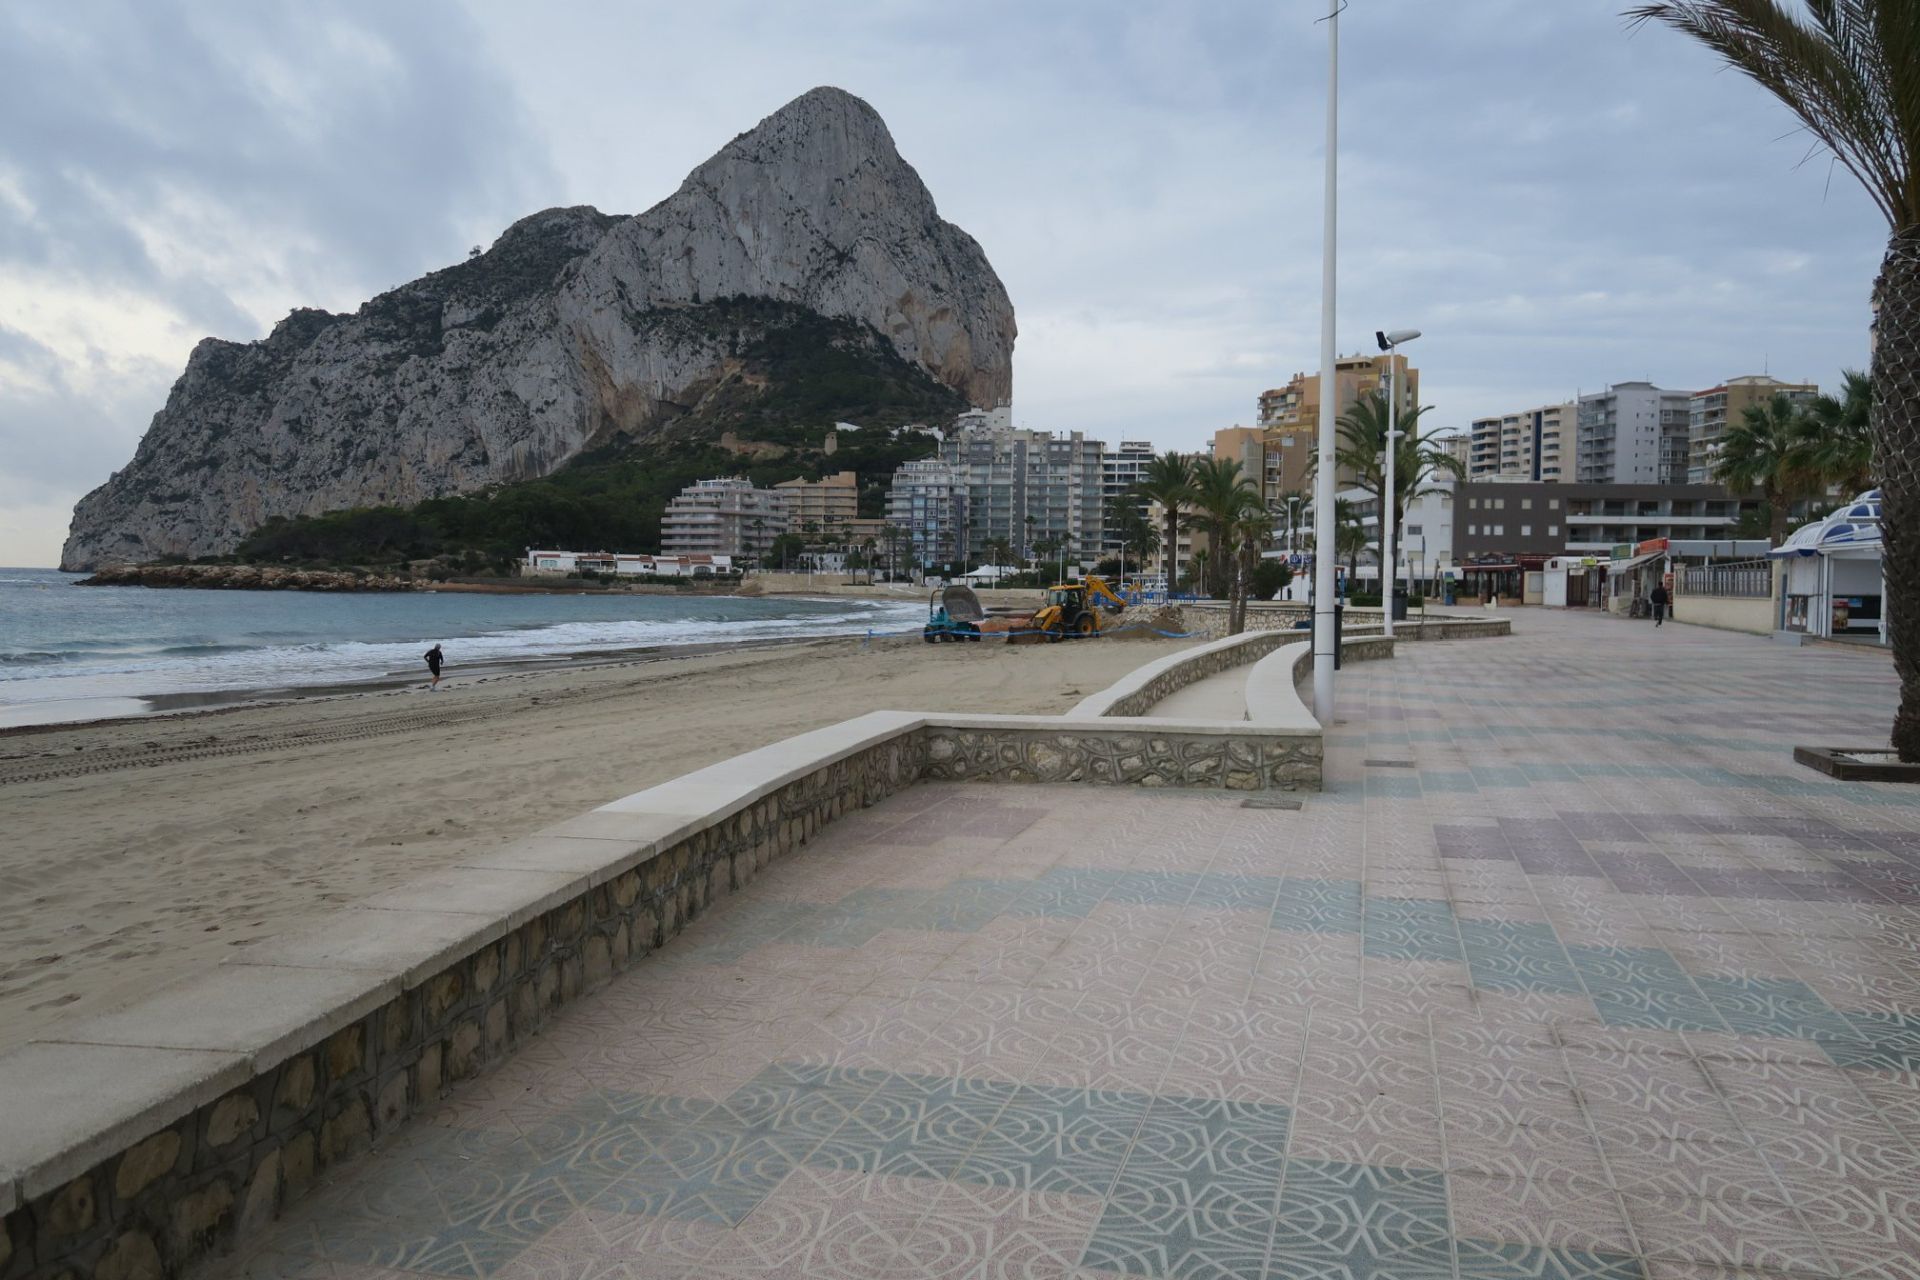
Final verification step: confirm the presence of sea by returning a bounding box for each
[0,568,924,728]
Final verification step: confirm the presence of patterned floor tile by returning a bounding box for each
[202,616,1920,1280]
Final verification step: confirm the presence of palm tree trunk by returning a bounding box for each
[1875,231,1920,761]
[1769,491,1788,547]
[1164,512,1179,594]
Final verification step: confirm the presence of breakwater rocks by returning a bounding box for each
[78,564,418,591]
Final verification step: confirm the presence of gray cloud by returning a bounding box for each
[0,0,1889,564]
[0,0,557,563]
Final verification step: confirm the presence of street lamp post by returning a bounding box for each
[1375,328,1421,639]
[1311,0,1342,724]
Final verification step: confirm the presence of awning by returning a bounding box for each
[1605,550,1662,575]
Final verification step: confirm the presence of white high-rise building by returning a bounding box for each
[886,459,969,570]
[1576,382,1695,485]
[1100,441,1156,552]
[1468,403,1574,482]
[940,421,1107,565]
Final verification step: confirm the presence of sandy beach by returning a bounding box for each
[0,632,1191,1053]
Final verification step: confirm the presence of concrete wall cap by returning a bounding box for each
[47,963,398,1074]
[1245,641,1320,730]
[596,711,924,819]
[231,906,511,989]
[0,1041,250,1203]
[924,712,1317,739]
[356,867,586,930]
[457,833,663,888]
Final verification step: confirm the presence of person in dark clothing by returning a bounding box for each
[424,643,444,689]
[1650,584,1670,627]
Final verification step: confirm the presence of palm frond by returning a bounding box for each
[1627,0,1919,229]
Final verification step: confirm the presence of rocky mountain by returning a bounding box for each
[62,87,1015,570]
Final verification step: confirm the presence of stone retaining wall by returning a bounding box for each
[922,717,1320,790]
[0,728,922,1280]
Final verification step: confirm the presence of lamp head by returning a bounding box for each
[1376,328,1421,350]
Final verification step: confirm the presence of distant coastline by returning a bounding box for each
[76,563,749,596]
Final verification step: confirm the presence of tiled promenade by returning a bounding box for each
[221,612,1920,1279]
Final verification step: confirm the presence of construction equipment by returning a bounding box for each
[922,583,985,642]
[1029,575,1127,641]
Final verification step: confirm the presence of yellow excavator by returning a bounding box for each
[1030,575,1127,640]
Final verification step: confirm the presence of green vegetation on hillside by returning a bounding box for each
[229,300,962,569]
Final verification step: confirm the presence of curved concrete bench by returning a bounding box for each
[1068,629,1300,718]
[1243,635,1398,728]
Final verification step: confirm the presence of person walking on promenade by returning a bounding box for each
[1650,583,1670,628]
[424,643,444,689]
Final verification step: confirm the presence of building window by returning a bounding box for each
[1466,524,1477,536]
[1521,499,1532,510]
[1548,525,1559,537]
[1549,499,1560,510]
[1520,524,1532,536]
[1406,525,1423,537]
[1468,498,1478,510]
[1492,524,1504,536]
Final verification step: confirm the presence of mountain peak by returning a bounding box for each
[61,90,1013,570]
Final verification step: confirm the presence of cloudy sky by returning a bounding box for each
[0,0,1886,566]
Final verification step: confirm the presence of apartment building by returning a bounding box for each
[1687,375,1820,484]
[1468,402,1575,482]
[1576,382,1695,484]
[1100,441,1157,552]
[939,423,1107,564]
[660,478,789,561]
[1254,353,1419,498]
[885,459,969,569]
[1453,481,1751,559]
[773,471,859,532]
[1210,426,1268,493]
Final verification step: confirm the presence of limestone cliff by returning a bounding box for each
[62,87,1015,570]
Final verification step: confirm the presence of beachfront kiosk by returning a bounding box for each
[1769,490,1886,644]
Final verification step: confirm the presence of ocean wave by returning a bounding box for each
[0,595,924,705]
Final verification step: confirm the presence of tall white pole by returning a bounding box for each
[1383,352,1398,638]
[1311,0,1341,722]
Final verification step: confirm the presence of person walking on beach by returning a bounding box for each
[423,643,444,690]
[1650,583,1670,628]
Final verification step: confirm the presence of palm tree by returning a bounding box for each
[1133,453,1197,592]
[1713,393,1819,545]
[1183,458,1264,599]
[1105,498,1161,587]
[1182,548,1211,596]
[1627,1,1919,757]
[1334,498,1370,586]
[1807,369,1875,493]
[1313,390,1464,587]
[1225,507,1276,634]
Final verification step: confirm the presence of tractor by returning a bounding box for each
[1029,576,1127,641]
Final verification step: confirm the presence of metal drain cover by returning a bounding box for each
[1364,759,1415,768]
[1241,797,1304,810]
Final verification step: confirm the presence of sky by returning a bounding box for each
[0,0,1888,567]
